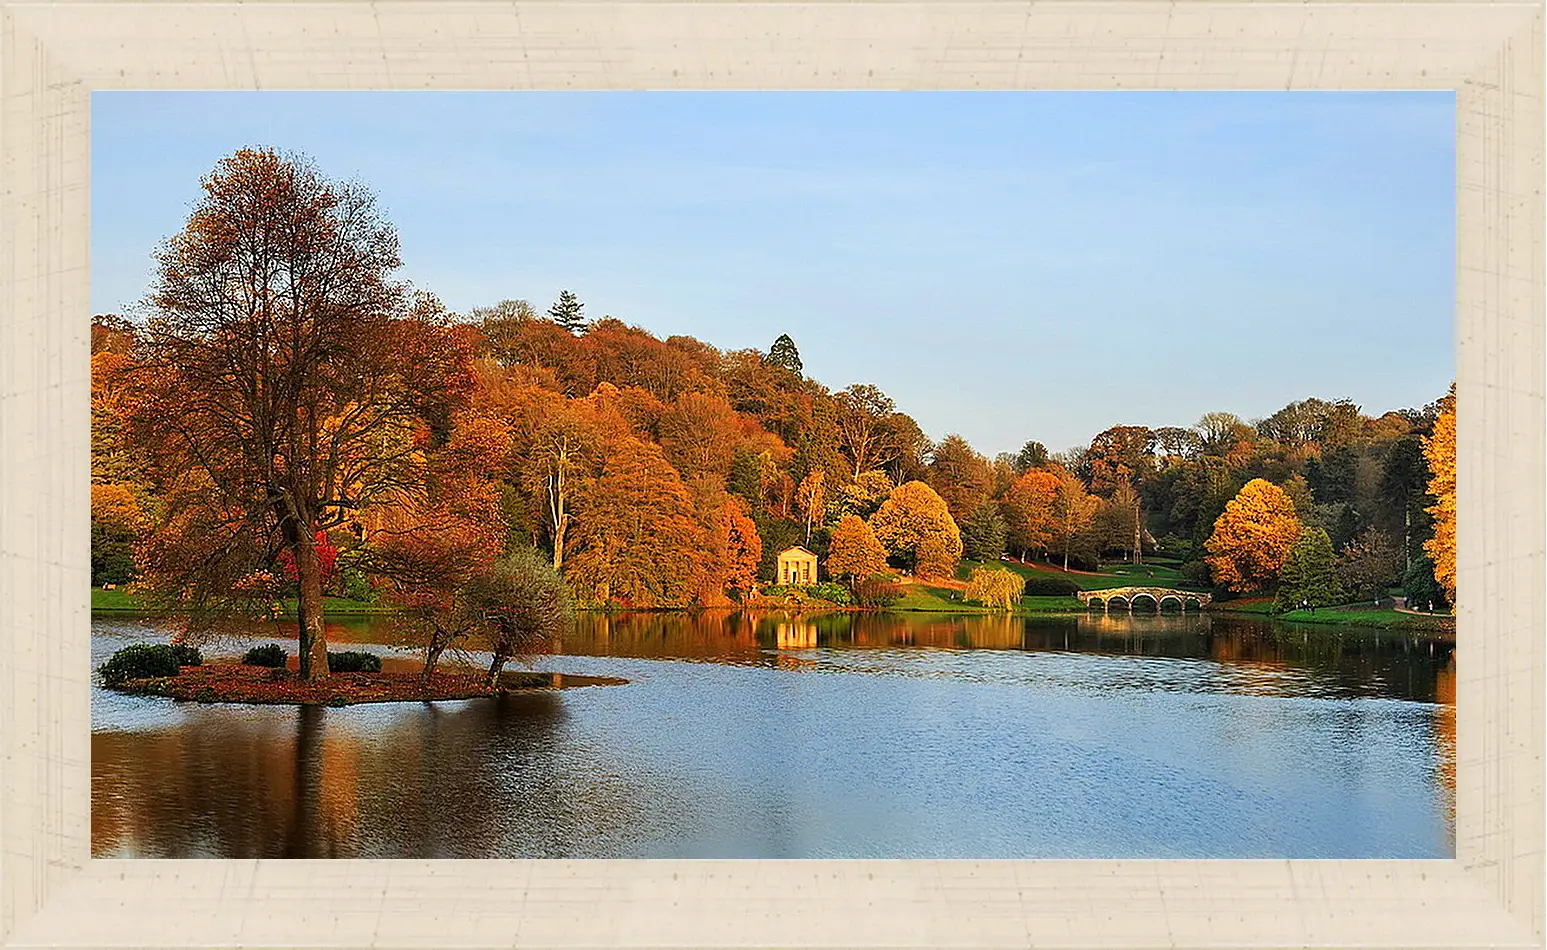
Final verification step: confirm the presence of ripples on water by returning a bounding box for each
[91,610,1455,860]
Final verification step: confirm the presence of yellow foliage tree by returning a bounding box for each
[826,514,888,581]
[1205,478,1303,592]
[1423,384,1456,603]
[964,566,1022,611]
[869,480,963,580]
[795,469,826,543]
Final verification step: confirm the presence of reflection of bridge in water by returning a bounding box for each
[1076,587,1212,612]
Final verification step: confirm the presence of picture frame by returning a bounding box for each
[1,2,1540,947]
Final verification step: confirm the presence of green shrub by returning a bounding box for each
[327,650,382,673]
[98,643,198,687]
[242,643,288,668]
[340,569,376,604]
[808,582,854,605]
[852,574,904,608]
[1022,576,1081,596]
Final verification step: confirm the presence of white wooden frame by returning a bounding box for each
[1,2,1541,947]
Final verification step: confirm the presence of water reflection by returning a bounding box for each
[92,610,1456,859]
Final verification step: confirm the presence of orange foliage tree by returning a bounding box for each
[1204,478,1303,592]
[127,148,472,679]
[869,481,962,579]
[565,437,707,608]
[1002,469,1060,560]
[826,514,889,582]
[701,498,763,603]
[1423,384,1457,603]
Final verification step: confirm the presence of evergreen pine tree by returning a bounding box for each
[1275,526,1343,612]
[767,334,803,375]
[547,290,588,334]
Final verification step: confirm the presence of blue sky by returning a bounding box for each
[91,91,1455,456]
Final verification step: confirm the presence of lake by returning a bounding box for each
[91,609,1455,859]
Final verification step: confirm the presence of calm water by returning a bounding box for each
[91,610,1455,859]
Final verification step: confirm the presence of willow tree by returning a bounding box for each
[130,148,469,679]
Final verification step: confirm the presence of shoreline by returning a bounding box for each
[105,665,628,707]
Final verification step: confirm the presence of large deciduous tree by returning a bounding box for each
[565,437,707,607]
[833,384,901,476]
[130,148,470,679]
[1204,478,1302,592]
[927,434,993,521]
[1336,526,1404,602]
[868,480,962,579]
[1002,469,1059,560]
[826,514,888,582]
[1049,471,1100,571]
[1422,384,1456,604]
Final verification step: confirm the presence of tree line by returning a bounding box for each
[90,148,1457,680]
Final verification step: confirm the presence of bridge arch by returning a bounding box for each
[1075,586,1213,612]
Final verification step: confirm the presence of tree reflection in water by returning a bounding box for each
[92,610,1455,859]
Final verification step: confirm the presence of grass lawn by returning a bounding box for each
[91,587,395,615]
[890,584,991,613]
[1211,597,1455,631]
[957,557,1206,593]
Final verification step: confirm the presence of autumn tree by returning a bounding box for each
[869,480,962,579]
[1196,412,1256,457]
[91,483,150,586]
[658,391,744,481]
[565,437,707,607]
[129,148,471,679]
[964,566,1022,611]
[826,514,888,582]
[837,469,894,519]
[548,290,588,334]
[927,434,993,521]
[1274,526,1343,612]
[834,384,902,476]
[1204,478,1302,593]
[1002,469,1059,560]
[1085,425,1156,496]
[1422,384,1456,604]
[1049,471,1100,571]
[1337,526,1403,602]
[707,499,763,601]
[795,469,826,543]
[767,334,803,375]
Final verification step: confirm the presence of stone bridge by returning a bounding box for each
[1075,587,1212,612]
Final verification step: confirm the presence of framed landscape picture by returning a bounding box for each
[2,2,1542,948]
